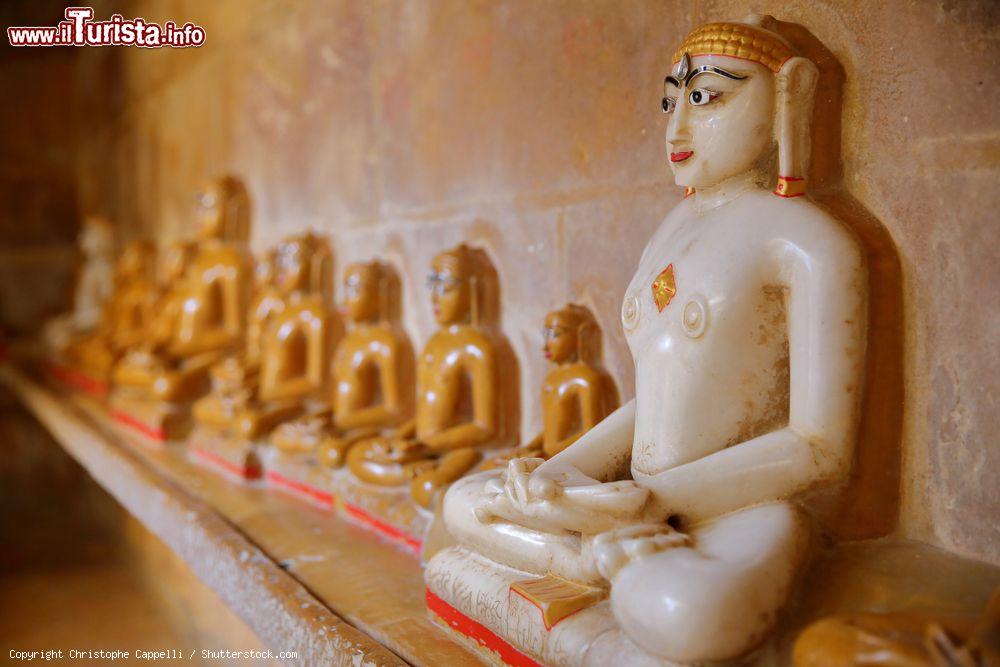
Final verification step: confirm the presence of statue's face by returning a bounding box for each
[80,218,112,256]
[428,256,470,326]
[196,185,223,239]
[542,311,577,363]
[663,55,775,188]
[343,265,379,323]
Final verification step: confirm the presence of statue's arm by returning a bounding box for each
[337,344,400,430]
[537,398,635,482]
[642,229,866,524]
[422,344,497,450]
[221,267,249,340]
[551,383,605,454]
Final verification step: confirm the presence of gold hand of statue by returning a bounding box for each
[410,447,482,508]
[347,437,437,485]
[317,426,381,467]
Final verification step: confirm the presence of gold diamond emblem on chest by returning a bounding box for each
[652,263,676,312]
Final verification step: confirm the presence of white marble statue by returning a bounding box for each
[42,215,115,352]
[426,15,868,665]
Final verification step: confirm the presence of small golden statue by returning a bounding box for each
[338,244,514,553]
[265,260,415,506]
[113,240,199,387]
[484,304,618,467]
[189,233,339,480]
[109,176,253,440]
[57,239,157,396]
[793,587,1000,667]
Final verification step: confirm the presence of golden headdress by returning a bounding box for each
[672,22,795,74]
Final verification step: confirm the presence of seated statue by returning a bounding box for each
[340,244,512,550]
[794,586,1000,667]
[189,249,283,434]
[189,233,338,479]
[60,239,157,393]
[266,260,414,503]
[113,239,198,390]
[42,215,115,353]
[108,176,253,439]
[426,15,869,666]
[484,304,617,468]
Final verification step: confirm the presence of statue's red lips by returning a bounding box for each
[670,151,694,163]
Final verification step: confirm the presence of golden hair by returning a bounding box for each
[672,21,795,73]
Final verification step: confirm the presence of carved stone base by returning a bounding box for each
[335,473,428,556]
[109,391,191,441]
[188,427,263,481]
[44,357,108,398]
[426,547,656,667]
[262,449,335,509]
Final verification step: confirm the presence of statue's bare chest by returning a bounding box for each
[622,212,765,356]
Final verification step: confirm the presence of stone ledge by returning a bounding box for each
[0,357,479,667]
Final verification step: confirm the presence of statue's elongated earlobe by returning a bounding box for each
[469,273,480,327]
[774,56,819,197]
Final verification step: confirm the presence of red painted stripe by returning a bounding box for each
[46,361,108,397]
[426,588,542,667]
[190,445,262,480]
[266,470,335,508]
[111,409,166,441]
[342,502,421,556]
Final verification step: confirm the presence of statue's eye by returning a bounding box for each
[688,89,720,106]
[661,97,676,114]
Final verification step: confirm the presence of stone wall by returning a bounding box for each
[0,3,85,333]
[55,1,1000,564]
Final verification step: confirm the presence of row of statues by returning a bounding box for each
[45,175,619,551]
[40,14,996,667]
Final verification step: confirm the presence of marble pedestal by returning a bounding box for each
[425,547,658,667]
[188,427,263,481]
[262,448,335,509]
[110,390,191,441]
[335,473,429,556]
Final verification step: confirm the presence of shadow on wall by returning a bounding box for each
[780,20,905,541]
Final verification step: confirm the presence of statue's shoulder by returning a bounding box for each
[337,327,368,352]
[642,196,694,260]
[745,191,861,257]
[365,324,397,349]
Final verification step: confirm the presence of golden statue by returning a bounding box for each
[266,260,414,504]
[58,239,157,395]
[485,304,618,468]
[793,587,1000,667]
[109,176,252,440]
[339,244,513,552]
[113,240,198,386]
[189,233,339,479]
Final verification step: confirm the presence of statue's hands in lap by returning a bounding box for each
[473,457,653,534]
[593,523,691,582]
